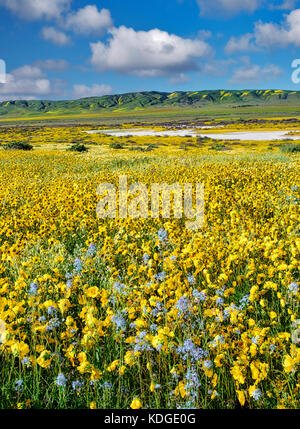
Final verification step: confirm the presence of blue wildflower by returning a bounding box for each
[239,294,250,310]
[187,274,195,285]
[15,379,23,392]
[55,373,67,387]
[28,282,39,296]
[216,297,224,307]
[66,279,73,290]
[204,360,213,369]
[47,306,57,316]
[21,357,30,366]
[177,339,207,363]
[158,228,168,242]
[193,289,207,302]
[111,314,126,332]
[112,282,127,295]
[251,388,263,401]
[156,271,166,282]
[72,380,84,391]
[74,257,82,273]
[288,282,298,295]
[175,296,190,316]
[102,382,113,389]
[143,254,150,264]
[87,243,96,257]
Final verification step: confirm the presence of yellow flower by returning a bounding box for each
[119,365,126,376]
[134,319,147,329]
[58,299,71,314]
[124,351,136,366]
[250,343,257,357]
[214,354,225,367]
[107,359,120,372]
[130,398,142,409]
[237,390,246,407]
[283,355,295,373]
[249,384,259,399]
[174,381,187,399]
[212,373,218,388]
[277,263,287,271]
[36,350,52,368]
[151,335,164,350]
[78,352,87,363]
[90,401,97,409]
[230,365,245,384]
[85,286,99,298]
[248,319,256,327]
[11,341,29,359]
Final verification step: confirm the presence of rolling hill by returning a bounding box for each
[1,89,300,117]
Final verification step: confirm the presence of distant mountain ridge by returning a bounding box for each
[1,89,300,117]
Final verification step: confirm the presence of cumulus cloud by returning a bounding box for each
[90,26,212,77]
[0,0,71,20]
[0,64,69,101]
[254,9,300,48]
[41,26,71,46]
[64,5,113,35]
[225,33,258,54]
[229,57,281,83]
[196,0,262,16]
[12,65,45,79]
[225,9,300,52]
[33,59,69,71]
[73,83,113,99]
[0,69,51,101]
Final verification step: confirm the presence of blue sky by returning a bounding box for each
[1,0,300,100]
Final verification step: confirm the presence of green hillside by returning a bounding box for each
[1,89,300,117]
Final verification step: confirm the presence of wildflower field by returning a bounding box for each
[0,120,299,409]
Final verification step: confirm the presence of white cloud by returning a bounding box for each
[12,65,45,79]
[73,83,113,98]
[33,59,69,71]
[64,5,113,35]
[254,9,300,48]
[203,59,236,76]
[0,74,51,101]
[0,64,68,101]
[196,0,262,16]
[226,9,300,52]
[225,33,258,54]
[90,26,212,77]
[0,0,71,20]
[41,26,71,45]
[169,73,190,84]
[229,57,281,83]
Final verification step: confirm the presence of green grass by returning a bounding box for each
[280,143,300,153]
[67,143,88,153]
[2,141,33,151]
